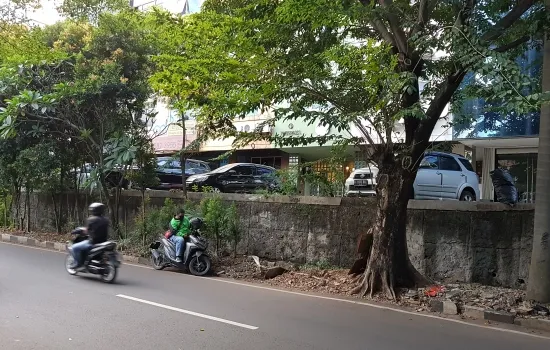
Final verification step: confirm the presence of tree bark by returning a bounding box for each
[351,157,430,298]
[526,0,550,302]
[52,193,60,234]
[181,116,187,199]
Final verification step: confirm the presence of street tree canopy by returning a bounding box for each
[151,0,545,298]
[0,9,160,232]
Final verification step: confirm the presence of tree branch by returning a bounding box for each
[353,120,378,147]
[455,0,476,27]
[378,0,409,54]
[480,0,535,42]
[298,86,380,147]
[372,18,398,47]
[412,70,467,159]
[410,0,439,38]
[494,35,530,53]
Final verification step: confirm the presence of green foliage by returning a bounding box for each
[57,0,129,23]
[129,197,179,255]
[200,195,225,252]
[200,195,241,255]
[151,0,544,169]
[274,167,299,196]
[0,10,161,231]
[224,202,241,256]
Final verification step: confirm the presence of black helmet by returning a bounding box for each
[89,202,106,216]
[189,217,204,230]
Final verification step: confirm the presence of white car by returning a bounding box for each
[345,152,480,201]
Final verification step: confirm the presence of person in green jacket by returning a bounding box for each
[169,209,190,263]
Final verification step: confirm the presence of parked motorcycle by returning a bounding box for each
[149,217,212,276]
[65,227,121,283]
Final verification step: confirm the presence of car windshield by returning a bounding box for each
[210,164,236,173]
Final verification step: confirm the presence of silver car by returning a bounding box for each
[345,152,480,201]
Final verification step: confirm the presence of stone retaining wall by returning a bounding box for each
[19,191,534,288]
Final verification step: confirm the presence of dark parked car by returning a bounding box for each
[186,163,279,193]
[155,157,211,190]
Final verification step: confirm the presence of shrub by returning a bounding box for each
[200,195,241,256]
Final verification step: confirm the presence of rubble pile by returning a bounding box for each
[401,283,550,320]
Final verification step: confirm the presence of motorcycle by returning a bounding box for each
[65,227,121,283]
[149,217,212,276]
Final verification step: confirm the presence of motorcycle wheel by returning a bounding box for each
[100,260,117,283]
[188,255,211,276]
[151,251,165,270]
[65,254,78,275]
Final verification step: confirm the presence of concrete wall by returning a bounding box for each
[21,191,534,288]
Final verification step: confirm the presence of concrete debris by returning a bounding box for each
[264,266,287,279]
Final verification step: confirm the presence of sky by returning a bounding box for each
[28,0,204,25]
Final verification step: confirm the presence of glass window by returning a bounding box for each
[157,159,169,168]
[439,156,461,171]
[419,155,438,169]
[497,153,537,203]
[232,165,253,176]
[212,164,235,173]
[186,160,197,169]
[458,158,474,172]
[256,166,275,178]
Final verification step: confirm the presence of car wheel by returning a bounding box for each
[211,187,221,193]
[460,189,475,202]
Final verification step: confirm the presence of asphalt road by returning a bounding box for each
[1,242,549,350]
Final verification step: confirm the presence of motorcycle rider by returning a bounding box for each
[70,202,110,269]
[170,209,190,263]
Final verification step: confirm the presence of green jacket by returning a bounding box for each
[170,216,190,237]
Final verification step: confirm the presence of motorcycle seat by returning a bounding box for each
[89,241,116,254]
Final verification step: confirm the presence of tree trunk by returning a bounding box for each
[25,189,31,233]
[3,195,8,227]
[527,1,550,302]
[141,189,146,246]
[181,117,187,199]
[351,160,430,299]
[52,193,61,234]
[14,186,21,229]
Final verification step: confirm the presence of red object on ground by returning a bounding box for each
[425,285,445,297]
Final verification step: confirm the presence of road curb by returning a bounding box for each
[0,232,150,266]
[514,318,550,332]
[484,310,516,324]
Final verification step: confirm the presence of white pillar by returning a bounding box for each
[481,147,496,201]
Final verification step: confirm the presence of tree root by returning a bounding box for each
[350,266,396,300]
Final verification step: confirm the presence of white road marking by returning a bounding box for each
[4,241,550,339]
[116,294,258,330]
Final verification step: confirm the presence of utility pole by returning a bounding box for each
[527,0,550,302]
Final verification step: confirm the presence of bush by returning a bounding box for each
[121,196,241,257]
[200,195,241,256]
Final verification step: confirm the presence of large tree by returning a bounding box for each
[151,0,545,298]
[0,10,160,232]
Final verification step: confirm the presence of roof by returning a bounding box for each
[425,151,466,159]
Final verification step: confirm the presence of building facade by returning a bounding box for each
[453,47,542,202]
